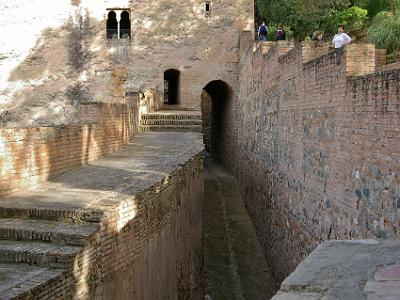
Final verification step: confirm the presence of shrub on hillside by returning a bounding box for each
[369,11,400,54]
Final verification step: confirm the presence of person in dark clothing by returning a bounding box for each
[258,22,268,41]
[276,26,286,40]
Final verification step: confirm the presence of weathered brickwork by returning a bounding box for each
[0,134,204,299]
[0,102,135,196]
[231,32,400,282]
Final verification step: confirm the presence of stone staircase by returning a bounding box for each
[0,206,99,299]
[140,110,202,133]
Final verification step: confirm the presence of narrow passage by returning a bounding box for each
[203,160,278,300]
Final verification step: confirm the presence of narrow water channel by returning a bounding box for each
[203,160,278,300]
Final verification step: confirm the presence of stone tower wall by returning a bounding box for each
[0,0,253,127]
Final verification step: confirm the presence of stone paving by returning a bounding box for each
[272,240,400,300]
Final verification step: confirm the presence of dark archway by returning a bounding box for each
[164,69,180,105]
[201,80,233,162]
[120,11,131,38]
[106,11,118,39]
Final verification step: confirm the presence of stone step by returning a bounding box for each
[0,263,66,299]
[159,105,198,111]
[0,219,98,246]
[141,114,202,120]
[140,119,203,126]
[139,125,203,132]
[0,240,81,268]
[0,205,104,223]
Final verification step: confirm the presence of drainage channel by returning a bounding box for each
[203,160,278,300]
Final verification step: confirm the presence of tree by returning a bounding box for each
[256,0,350,39]
[256,0,373,40]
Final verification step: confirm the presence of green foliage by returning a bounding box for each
[256,0,400,59]
[365,0,390,17]
[368,11,400,53]
[264,25,293,41]
[256,0,350,39]
[323,6,368,36]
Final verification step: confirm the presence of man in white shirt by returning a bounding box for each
[332,25,352,49]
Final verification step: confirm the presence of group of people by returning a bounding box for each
[257,22,286,41]
[258,23,352,49]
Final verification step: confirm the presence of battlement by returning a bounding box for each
[245,32,388,80]
[236,30,400,282]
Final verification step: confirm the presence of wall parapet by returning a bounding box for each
[235,31,400,282]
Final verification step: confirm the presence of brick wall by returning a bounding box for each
[346,44,376,76]
[375,48,387,68]
[233,34,400,282]
[376,61,400,73]
[0,102,135,196]
[18,151,204,300]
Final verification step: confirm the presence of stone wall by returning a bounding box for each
[0,0,252,126]
[233,32,400,282]
[0,101,135,196]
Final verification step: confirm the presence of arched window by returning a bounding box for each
[106,11,118,39]
[164,69,180,105]
[120,11,131,38]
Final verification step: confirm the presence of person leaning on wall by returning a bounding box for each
[332,25,352,49]
[276,26,286,40]
[311,30,323,42]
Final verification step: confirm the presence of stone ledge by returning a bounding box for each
[272,240,400,300]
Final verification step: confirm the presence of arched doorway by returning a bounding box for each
[106,11,118,38]
[201,80,232,161]
[164,69,180,105]
[120,11,131,38]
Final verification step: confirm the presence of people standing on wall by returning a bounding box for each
[258,22,268,41]
[332,25,352,49]
[312,30,323,42]
[276,26,286,41]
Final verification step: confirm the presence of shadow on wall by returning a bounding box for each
[201,80,232,162]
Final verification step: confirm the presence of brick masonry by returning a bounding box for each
[0,133,204,299]
[227,32,400,282]
[0,101,136,196]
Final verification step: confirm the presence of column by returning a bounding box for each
[117,11,121,39]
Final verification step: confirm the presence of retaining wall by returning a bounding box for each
[233,33,400,281]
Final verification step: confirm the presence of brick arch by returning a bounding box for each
[201,80,234,161]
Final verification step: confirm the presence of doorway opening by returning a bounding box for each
[201,80,232,160]
[164,69,180,105]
